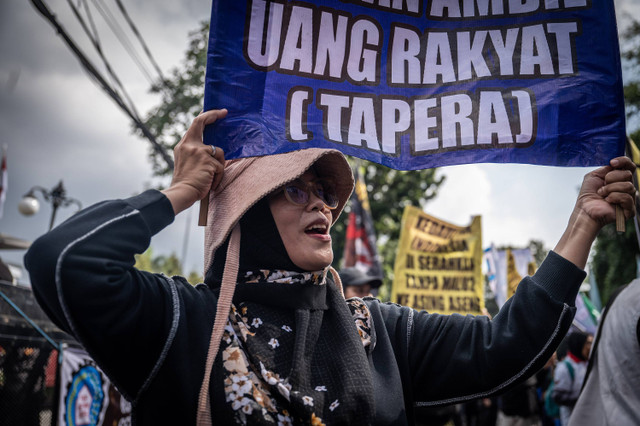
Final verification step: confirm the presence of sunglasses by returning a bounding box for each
[280,178,339,210]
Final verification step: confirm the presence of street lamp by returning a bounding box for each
[18,180,82,231]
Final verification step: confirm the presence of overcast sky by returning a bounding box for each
[1,0,638,284]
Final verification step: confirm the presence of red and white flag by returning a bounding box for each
[342,166,382,279]
[0,146,7,220]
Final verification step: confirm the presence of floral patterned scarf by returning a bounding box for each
[211,269,375,425]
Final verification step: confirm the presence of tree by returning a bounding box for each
[139,21,210,176]
[134,248,203,285]
[589,19,640,303]
[140,22,444,300]
[622,20,640,143]
[591,222,638,303]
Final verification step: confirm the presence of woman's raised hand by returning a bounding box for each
[161,109,227,215]
[555,155,636,269]
[577,156,636,226]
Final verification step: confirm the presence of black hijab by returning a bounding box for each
[567,331,589,361]
[205,193,375,424]
[205,196,302,286]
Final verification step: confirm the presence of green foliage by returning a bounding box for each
[621,21,640,120]
[152,252,183,277]
[140,21,210,176]
[331,160,444,300]
[134,247,154,272]
[134,248,202,285]
[591,220,639,303]
[624,82,640,119]
[589,21,640,303]
[188,271,204,284]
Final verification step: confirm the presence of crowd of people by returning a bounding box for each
[24,109,638,425]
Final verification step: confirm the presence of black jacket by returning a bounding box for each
[25,190,584,425]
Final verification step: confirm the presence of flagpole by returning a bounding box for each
[616,206,625,234]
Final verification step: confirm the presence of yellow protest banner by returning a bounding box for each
[628,138,640,185]
[505,248,537,300]
[506,250,521,300]
[391,206,484,315]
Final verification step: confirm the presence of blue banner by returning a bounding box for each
[204,0,625,170]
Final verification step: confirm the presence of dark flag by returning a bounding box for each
[342,166,382,280]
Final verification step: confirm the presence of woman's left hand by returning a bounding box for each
[575,156,636,228]
[555,155,636,269]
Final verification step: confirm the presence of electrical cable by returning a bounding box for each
[65,0,143,121]
[81,0,100,45]
[29,0,175,170]
[114,0,169,88]
[89,0,157,87]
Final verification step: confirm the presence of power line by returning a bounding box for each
[89,0,157,87]
[80,0,170,95]
[81,0,100,46]
[65,0,143,121]
[114,0,168,87]
[70,0,172,114]
[29,0,174,170]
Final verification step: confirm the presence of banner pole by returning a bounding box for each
[627,138,640,247]
[616,205,625,234]
[198,196,209,226]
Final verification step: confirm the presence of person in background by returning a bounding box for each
[552,331,593,425]
[338,267,382,299]
[569,280,640,426]
[496,375,541,426]
[537,353,558,426]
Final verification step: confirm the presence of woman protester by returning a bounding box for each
[25,109,636,425]
[552,331,593,425]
